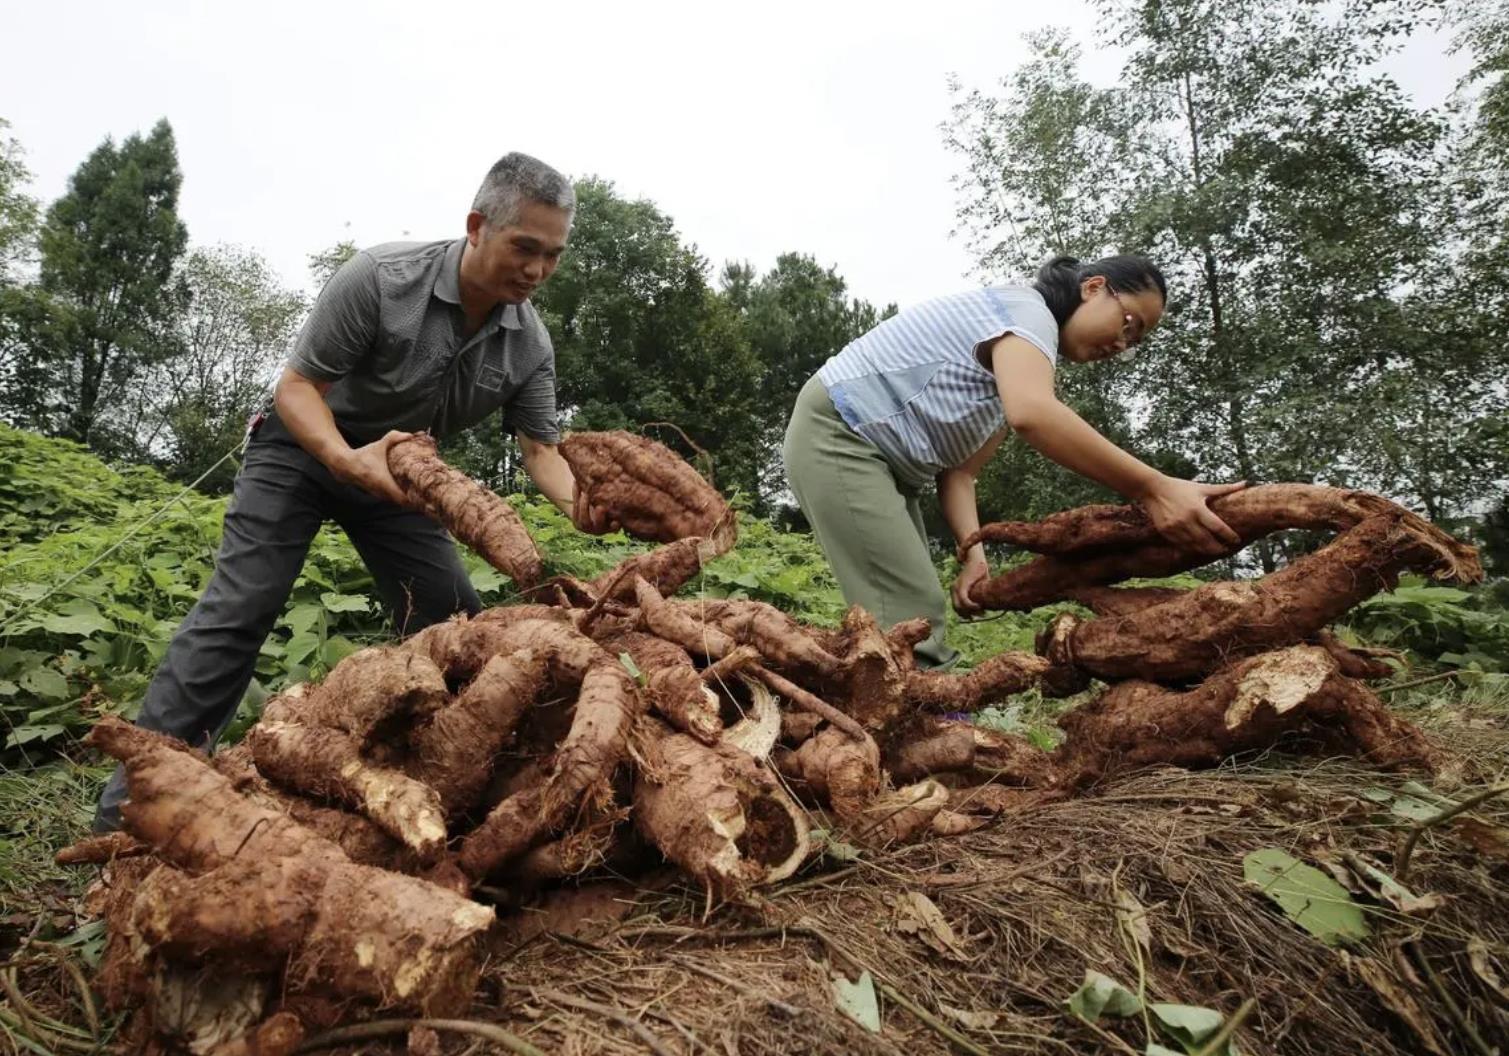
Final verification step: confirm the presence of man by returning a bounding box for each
[94,152,602,831]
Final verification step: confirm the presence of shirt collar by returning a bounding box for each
[435,237,524,331]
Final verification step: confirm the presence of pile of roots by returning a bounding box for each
[56,433,1483,1055]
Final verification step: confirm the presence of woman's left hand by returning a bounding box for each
[952,554,990,618]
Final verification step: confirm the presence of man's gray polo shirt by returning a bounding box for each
[286,238,560,444]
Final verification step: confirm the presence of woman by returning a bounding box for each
[782,254,1244,669]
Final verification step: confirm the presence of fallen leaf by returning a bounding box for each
[1065,969,1142,1023]
[1353,956,1449,1055]
[1453,817,1509,863]
[1115,887,1152,953]
[1467,936,1509,1002]
[1244,848,1369,946]
[939,1003,1000,1030]
[894,891,968,960]
[1346,855,1444,916]
[1149,1003,1233,1054]
[831,970,881,1032]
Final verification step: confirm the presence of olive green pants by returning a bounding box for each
[783,375,959,669]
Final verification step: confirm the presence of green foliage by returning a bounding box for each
[0,423,853,751]
[1345,576,1509,672]
[33,119,190,456]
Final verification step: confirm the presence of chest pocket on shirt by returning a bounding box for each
[477,358,507,392]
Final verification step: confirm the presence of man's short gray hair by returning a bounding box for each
[472,152,575,228]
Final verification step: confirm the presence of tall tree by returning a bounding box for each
[444,179,767,503]
[945,4,1500,559]
[0,118,45,428]
[727,253,886,501]
[127,246,305,491]
[35,119,189,455]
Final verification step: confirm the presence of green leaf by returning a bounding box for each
[468,564,507,593]
[19,667,69,700]
[38,608,116,636]
[1388,795,1441,822]
[810,827,861,862]
[1065,969,1143,1023]
[1150,1003,1226,1051]
[284,631,322,667]
[319,591,371,614]
[282,603,324,635]
[321,635,361,668]
[1147,1045,1186,1056]
[0,679,17,697]
[1244,848,1369,946]
[618,652,647,687]
[831,970,881,1032]
[7,723,67,746]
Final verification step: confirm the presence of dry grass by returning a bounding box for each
[6,707,1507,1056]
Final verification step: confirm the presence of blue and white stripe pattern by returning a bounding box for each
[816,286,1059,489]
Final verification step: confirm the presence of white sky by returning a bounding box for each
[1,0,1470,309]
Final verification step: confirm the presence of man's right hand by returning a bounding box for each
[329,430,414,507]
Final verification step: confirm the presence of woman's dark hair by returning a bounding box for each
[1032,254,1167,327]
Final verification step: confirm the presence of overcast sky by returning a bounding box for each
[1,0,1470,309]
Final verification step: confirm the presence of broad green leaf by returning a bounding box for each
[321,635,362,668]
[810,828,861,862]
[1147,1045,1186,1056]
[1244,848,1369,945]
[282,603,323,635]
[1150,1003,1226,1050]
[8,723,67,746]
[319,591,371,614]
[468,564,507,593]
[1065,969,1143,1023]
[20,667,69,700]
[1388,795,1441,822]
[0,679,17,697]
[284,631,322,667]
[831,970,881,1032]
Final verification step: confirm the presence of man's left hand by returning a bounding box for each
[572,484,620,535]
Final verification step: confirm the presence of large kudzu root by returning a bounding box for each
[830,606,907,732]
[389,434,543,588]
[970,485,1482,611]
[560,430,736,548]
[590,536,717,602]
[886,717,1054,786]
[274,646,449,741]
[459,661,643,878]
[962,484,1404,557]
[852,779,951,845]
[1052,645,1444,789]
[408,649,550,815]
[600,631,723,744]
[1041,511,1471,683]
[633,724,809,898]
[776,725,883,820]
[904,652,1056,713]
[211,745,417,870]
[247,721,448,860]
[84,718,494,1014]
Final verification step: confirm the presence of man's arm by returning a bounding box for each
[273,365,410,506]
[516,432,617,533]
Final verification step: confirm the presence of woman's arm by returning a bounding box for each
[938,430,1006,616]
[989,336,1243,554]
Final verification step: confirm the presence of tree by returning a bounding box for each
[129,246,305,491]
[945,3,1503,562]
[728,253,886,502]
[308,239,358,292]
[34,119,189,456]
[443,179,767,504]
[0,118,45,428]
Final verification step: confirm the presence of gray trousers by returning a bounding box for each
[93,419,482,831]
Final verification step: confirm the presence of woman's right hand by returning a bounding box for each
[1139,475,1246,555]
